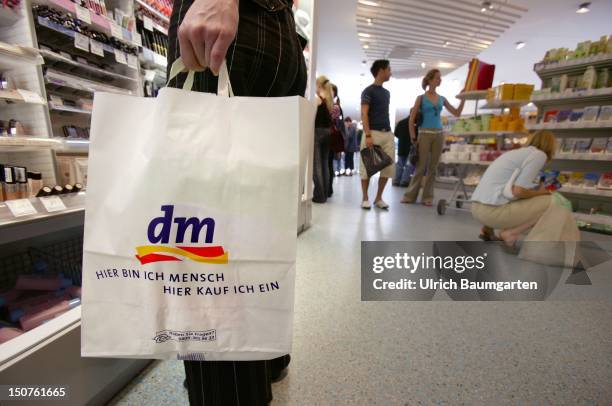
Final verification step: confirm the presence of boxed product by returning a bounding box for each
[590,138,608,153]
[569,109,584,122]
[543,110,559,122]
[598,106,612,122]
[560,138,577,153]
[575,138,592,153]
[570,172,585,186]
[582,106,600,121]
[558,171,572,185]
[606,137,612,154]
[556,109,573,122]
[494,83,515,100]
[598,173,612,190]
[584,173,600,188]
[580,66,597,90]
[513,84,534,100]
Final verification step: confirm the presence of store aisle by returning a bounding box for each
[110,177,612,405]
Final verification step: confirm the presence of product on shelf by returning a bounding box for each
[488,83,534,102]
[599,173,612,190]
[558,171,572,185]
[20,298,81,331]
[463,58,495,91]
[0,327,23,344]
[543,109,559,122]
[575,138,592,153]
[569,109,584,122]
[607,137,612,153]
[14,275,73,291]
[569,172,585,186]
[584,173,600,188]
[582,106,600,121]
[560,138,577,153]
[590,138,608,153]
[541,35,610,63]
[599,106,612,121]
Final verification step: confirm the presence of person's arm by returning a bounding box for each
[409,97,420,143]
[178,0,239,74]
[511,185,551,199]
[443,97,465,117]
[361,103,373,148]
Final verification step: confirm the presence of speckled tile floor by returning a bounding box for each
[110,176,612,405]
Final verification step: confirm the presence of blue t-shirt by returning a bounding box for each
[361,84,390,131]
[420,95,445,129]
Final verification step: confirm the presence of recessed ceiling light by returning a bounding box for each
[421,62,426,69]
[438,62,454,69]
[366,18,373,26]
[515,41,525,50]
[443,41,451,47]
[358,0,380,6]
[480,1,493,12]
[363,44,370,49]
[358,33,372,38]
[576,2,591,13]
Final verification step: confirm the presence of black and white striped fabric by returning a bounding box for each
[167,1,306,405]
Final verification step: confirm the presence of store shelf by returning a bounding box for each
[140,47,167,70]
[555,153,611,161]
[45,69,133,96]
[456,90,488,101]
[0,42,43,69]
[0,6,20,26]
[33,0,138,46]
[135,0,170,24]
[534,53,612,79]
[560,185,612,198]
[40,48,137,83]
[49,103,92,115]
[0,136,61,151]
[0,89,46,105]
[527,121,612,131]
[0,306,81,370]
[531,87,612,106]
[573,212,612,227]
[136,15,168,35]
[481,99,530,109]
[448,131,526,137]
[55,138,90,153]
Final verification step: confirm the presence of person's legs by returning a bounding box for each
[361,178,370,202]
[375,131,395,207]
[393,155,407,186]
[403,132,432,202]
[312,129,327,203]
[327,150,334,196]
[421,132,444,204]
[375,177,389,202]
[344,152,354,173]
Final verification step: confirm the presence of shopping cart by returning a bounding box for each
[436,160,491,215]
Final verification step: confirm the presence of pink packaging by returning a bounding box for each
[479,151,489,161]
[7,291,66,312]
[15,275,72,291]
[0,327,24,344]
[20,298,81,331]
[10,293,72,322]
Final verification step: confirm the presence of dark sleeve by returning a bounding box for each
[361,87,371,105]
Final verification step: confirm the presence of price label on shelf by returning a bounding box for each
[74,32,90,52]
[133,32,142,47]
[143,16,154,32]
[127,53,138,69]
[114,49,127,65]
[39,196,67,213]
[16,89,44,104]
[110,22,124,40]
[90,39,104,57]
[75,4,92,24]
[5,199,37,217]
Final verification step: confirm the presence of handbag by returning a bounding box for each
[360,145,393,178]
[408,143,419,166]
[330,121,345,153]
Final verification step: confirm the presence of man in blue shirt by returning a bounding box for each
[360,59,394,210]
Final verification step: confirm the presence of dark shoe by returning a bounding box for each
[392,182,400,187]
[183,378,187,389]
[270,354,291,383]
[399,182,409,187]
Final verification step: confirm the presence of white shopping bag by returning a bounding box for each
[81,59,315,360]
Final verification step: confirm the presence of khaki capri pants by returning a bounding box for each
[471,195,552,230]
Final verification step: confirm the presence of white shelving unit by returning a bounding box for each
[532,51,612,233]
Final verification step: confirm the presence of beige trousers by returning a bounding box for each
[403,129,444,203]
[471,195,552,229]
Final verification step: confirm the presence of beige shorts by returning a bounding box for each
[360,130,396,179]
[471,195,552,229]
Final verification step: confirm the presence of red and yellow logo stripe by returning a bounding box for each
[135,245,229,265]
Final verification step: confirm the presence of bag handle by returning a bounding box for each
[166,57,234,97]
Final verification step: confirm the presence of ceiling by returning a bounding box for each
[314,0,612,119]
[356,0,528,78]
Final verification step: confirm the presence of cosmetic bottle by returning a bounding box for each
[62,184,74,194]
[36,186,53,197]
[50,185,64,195]
[2,166,20,201]
[73,183,83,193]
[20,298,81,331]
[0,327,23,344]
[14,166,29,198]
[27,172,43,197]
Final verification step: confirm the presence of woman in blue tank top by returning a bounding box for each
[402,69,465,206]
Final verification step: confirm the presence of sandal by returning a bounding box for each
[400,197,414,204]
[422,201,433,207]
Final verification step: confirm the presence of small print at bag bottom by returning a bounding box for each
[81,60,315,361]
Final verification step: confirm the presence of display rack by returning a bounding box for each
[531,51,612,234]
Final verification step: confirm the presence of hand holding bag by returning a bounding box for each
[360,145,393,178]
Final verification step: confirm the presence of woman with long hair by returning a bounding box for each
[313,75,334,203]
[471,131,559,246]
[401,69,465,206]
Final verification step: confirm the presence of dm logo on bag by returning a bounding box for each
[135,205,229,265]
